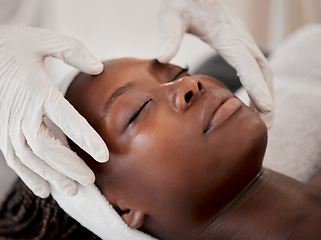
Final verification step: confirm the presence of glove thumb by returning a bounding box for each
[41,32,104,75]
[157,10,187,63]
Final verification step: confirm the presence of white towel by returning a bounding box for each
[50,184,156,240]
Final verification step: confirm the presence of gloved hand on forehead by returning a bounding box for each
[0,25,109,198]
[157,0,274,128]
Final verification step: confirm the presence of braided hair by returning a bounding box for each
[0,178,101,240]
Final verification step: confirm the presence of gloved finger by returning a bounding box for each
[22,120,96,186]
[233,35,274,128]
[256,107,274,129]
[241,37,274,99]
[237,29,274,86]
[44,87,108,163]
[215,40,273,114]
[10,123,79,195]
[3,136,50,198]
[157,9,187,63]
[22,151,79,196]
[248,56,274,128]
[39,30,103,75]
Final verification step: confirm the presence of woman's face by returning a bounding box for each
[67,58,267,236]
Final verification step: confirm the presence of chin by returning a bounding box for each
[239,109,268,175]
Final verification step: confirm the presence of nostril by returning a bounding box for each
[197,82,202,91]
[185,91,193,103]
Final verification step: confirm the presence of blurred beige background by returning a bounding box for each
[228,0,321,52]
[1,0,321,201]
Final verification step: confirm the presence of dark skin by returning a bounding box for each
[66,58,321,240]
[310,170,321,186]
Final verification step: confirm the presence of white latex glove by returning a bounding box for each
[0,25,109,198]
[157,0,274,128]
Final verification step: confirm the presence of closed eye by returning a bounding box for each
[128,99,152,124]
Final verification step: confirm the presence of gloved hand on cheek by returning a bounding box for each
[157,0,274,128]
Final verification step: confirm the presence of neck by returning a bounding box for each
[198,169,321,240]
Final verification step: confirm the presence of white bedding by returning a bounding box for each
[1,23,321,239]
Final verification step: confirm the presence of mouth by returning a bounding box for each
[203,97,242,134]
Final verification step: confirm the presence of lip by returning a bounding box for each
[203,97,242,133]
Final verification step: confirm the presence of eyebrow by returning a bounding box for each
[102,60,162,118]
[103,82,137,118]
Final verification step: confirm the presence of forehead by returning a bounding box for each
[68,58,181,127]
[82,58,183,102]
[83,58,178,99]
[95,58,153,94]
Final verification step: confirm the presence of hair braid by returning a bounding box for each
[0,179,101,240]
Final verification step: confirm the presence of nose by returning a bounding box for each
[170,77,202,112]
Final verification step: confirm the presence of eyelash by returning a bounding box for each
[128,99,152,124]
[127,67,189,125]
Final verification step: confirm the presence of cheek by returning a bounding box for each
[128,115,213,198]
[131,125,195,178]
[122,105,267,208]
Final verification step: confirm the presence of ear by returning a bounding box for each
[120,208,146,229]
